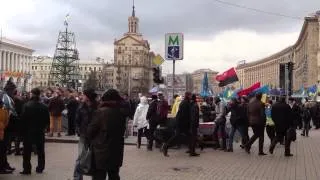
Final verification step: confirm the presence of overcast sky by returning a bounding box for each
[1,0,319,74]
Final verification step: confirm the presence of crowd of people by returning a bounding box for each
[0,79,136,180]
[132,92,318,159]
[0,77,319,179]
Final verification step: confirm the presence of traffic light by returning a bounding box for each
[153,67,164,84]
[287,62,294,96]
[153,67,159,83]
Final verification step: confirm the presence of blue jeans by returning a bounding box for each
[73,137,86,180]
[227,126,247,150]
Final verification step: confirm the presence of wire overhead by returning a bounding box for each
[212,0,304,20]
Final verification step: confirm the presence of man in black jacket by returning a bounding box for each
[66,89,79,136]
[188,94,200,156]
[227,98,248,152]
[162,92,192,157]
[20,88,50,175]
[73,88,98,180]
[269,96,294,157]
[289,98,302,129]
[146,95,159,151]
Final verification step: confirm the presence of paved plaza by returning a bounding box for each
[1,129,320,180]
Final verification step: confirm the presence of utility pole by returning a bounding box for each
[171,48,176,98]
[285,63,289,102]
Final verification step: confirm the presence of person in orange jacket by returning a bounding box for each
[0,100,11,174]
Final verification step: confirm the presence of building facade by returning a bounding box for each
[0,37,33,91]
[31,56,113,90]
[113,5,155,97]
[236,12,320,91]
[191,69,219,94]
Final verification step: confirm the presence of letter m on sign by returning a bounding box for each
[169,35,179,46]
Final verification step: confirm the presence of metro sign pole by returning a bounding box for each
[165,33,183,101]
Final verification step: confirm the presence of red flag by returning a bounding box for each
[216,68,239,87]
[237,82,261,97]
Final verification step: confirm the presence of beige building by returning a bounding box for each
[113,5,155,96]
[31,56,113,90]
[0,37,33,91]
[191,69,219,94]
[236,12,320,91]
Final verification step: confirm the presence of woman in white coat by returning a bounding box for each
[133,96,149,148]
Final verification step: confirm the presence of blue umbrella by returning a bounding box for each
[149,86,159,93]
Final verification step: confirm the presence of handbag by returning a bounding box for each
[287,127,296,142]
[79,145,94,175]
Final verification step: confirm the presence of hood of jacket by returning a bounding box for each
[139,96,148,105]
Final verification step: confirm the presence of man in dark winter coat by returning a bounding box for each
[20,88,50,174]
[157,92,169,127]
[162,92,192,157]
[73,88,98,180]
[227,98,248,152]
[269,96,294,157]
[244,93,267,155]
[87,89,126,180]
[48,90,65,137]
[65,89,79,136]
[188,94,200,156]
[146,95,159,151]
[12,92,25,155]
[289,98,302,129]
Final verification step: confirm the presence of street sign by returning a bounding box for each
[165,33,183,60]
[153,55,164,66]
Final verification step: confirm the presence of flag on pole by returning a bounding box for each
[200,72,212,97]
[237,82,261,97]
[64,14,70,26]
[216,68,239,87]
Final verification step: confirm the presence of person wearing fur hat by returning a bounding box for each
[73,88,98,180]
[87,89,126,180]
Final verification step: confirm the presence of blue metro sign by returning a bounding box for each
[165,33,184,60]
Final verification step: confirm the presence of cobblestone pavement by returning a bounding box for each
[2,129,320,180]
